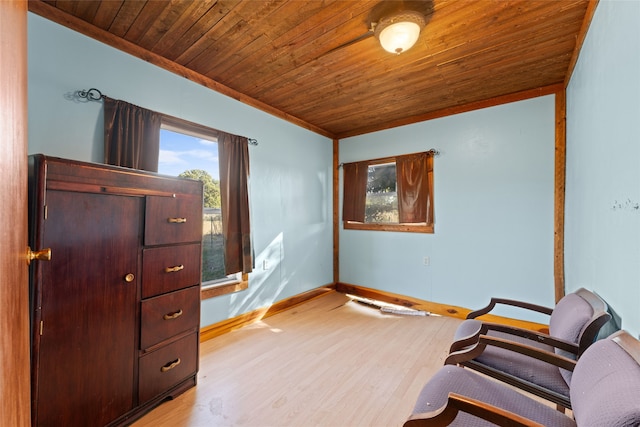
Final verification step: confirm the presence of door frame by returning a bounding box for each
[0,0,31,425]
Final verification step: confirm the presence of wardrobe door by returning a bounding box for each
[33,190,141,426]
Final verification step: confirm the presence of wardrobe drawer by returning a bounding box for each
[142,244,201,298]
[138,333,199,404]
[145,195,202,246]
[141,286,200,350]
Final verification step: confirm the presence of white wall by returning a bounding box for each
[566,0,640,338]
[340,96,556,322]
[27,13,334,327]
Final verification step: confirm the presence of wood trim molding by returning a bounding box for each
[200,282,549,342]
[0,1,31,425]
[554,90,567,303]
[564,0,600,87]
[335,283,549,333]
[333,139,340,284]
[343,222,434,234]
[27,0,335,140]
[336,84,564,139]
[199,285,336,342]
[201,274,249,300]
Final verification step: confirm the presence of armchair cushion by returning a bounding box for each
[411,365,575,427]
[472,331,570,397]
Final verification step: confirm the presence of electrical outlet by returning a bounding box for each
[263,259,270,270]
[423,256,430,266]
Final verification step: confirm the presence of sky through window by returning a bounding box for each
[158,128,219,179]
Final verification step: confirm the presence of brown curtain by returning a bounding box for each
[103,97,161,172]
[397,152,432,223]
[218,132,252,275]
[342,161,369,222]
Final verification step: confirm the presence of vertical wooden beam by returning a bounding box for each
[0,0,31,425]
[333,139,340,284]
[554,90,567,303]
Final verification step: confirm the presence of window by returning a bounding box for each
[159,117,248,298]
[102,98,251,298]
[343,151,434,233]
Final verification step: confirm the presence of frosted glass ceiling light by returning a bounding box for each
[374,10,426,54]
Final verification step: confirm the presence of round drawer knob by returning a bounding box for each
[124,273,135,283]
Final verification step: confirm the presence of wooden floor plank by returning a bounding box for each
[132,291,462,426]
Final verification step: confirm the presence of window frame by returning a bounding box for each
[160,115,248,299]
[343,153,434,234]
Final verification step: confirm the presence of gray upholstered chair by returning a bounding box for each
[446,288,612,408]
[404,330,640,427]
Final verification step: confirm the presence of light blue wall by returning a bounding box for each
[340,96,556,322]
[27,13,334,327]
[566,0,640,338]
[31,4,636,332]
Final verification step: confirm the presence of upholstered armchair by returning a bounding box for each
[446,288,612,408]
[405,330,640,426]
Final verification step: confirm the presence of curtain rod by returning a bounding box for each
[75,87,258,146]
[337,149,440,168]
[76,87,105,101]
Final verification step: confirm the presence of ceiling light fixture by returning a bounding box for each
[374,10,426,54]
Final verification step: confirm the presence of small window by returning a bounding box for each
[158,120,244,293]
[343,151,434,233]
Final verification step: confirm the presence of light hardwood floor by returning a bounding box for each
[132,291,462,427]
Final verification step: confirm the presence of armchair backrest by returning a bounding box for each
[549,288,612,385]
[549,288,611,352]
[571,330,640,427]
[548,291,595,347]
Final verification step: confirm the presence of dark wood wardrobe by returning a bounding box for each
[28,155,203,426]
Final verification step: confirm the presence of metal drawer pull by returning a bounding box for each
[160,358,181,373]
[167,217,187,223]
[163,309,183,320]
[165,265,184,273]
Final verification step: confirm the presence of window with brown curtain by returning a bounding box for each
[158,118,253,300]
[104,100,252,298]
[342,151,434,233]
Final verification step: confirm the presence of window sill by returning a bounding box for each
[343,221,434,234]
[201,273,249,300]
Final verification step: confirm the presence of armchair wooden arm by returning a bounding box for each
[467,297,554,319]
[404,392,545,427]
[449,321,579,354]
[451,288,610,356]
[447,334,577,371]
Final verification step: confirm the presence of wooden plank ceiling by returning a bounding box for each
[29,0,589,139]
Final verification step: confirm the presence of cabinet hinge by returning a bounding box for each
[40,320,43,336]
[44,205,48,220]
